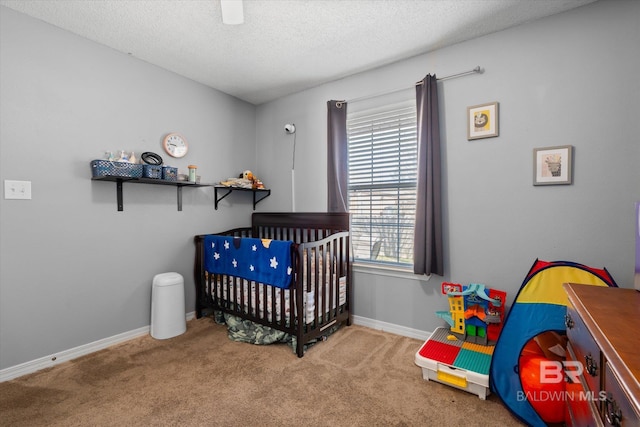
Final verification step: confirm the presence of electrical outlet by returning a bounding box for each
[4,180,32,200]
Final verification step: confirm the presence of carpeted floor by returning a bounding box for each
[0,318,525,426]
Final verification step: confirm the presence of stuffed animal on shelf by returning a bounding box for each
[237,170,265,189]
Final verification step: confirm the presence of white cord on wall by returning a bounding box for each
[291,169,296,212]
[285,123,296,212]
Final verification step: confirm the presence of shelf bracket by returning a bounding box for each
[253,189,271,210]
[117,179,124,211]
[214,187,233,210]
[214,187,271,210]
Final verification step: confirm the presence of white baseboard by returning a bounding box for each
[1,312,423,382]
[0,311,196,383]
[352,315,431,342]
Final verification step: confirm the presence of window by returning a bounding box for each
[347,101,417,266]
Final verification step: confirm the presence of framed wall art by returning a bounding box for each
[533,145,573,185]
[467,102,499,140]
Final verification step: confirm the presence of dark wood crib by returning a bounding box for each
[194,212,351,357]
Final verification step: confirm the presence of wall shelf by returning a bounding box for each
[92,176,210,211]
[214,186,271,210]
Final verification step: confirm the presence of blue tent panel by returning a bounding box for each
[490,259,616,427]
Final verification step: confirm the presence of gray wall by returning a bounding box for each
[1,1,639,371]
[0,7,257,370]
[255,0,640,332]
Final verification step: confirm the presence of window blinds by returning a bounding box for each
[347,104,417,265]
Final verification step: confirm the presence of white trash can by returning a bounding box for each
[150,272,186,339]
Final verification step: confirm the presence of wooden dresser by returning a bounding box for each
[563,283,640,427]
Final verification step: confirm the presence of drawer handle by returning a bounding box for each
[565,314,574,329]
[605,393,622,427]
[584,354,598,377]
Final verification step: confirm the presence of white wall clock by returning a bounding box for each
[162,133,188,158]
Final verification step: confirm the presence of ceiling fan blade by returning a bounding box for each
[221,0,244,25]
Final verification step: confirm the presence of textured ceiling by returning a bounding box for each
[1,0,597,105]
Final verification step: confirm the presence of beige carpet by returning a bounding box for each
[0,318,524,426]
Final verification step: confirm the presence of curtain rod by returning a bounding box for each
[420,65,482,83]
[343,66,482,105]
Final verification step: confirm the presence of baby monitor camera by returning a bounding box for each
[284,124,296,134]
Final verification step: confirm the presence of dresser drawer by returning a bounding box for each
[563,284,640,427]
[566,302,602,395]
[566,342,604,427]
[603,363,640,427]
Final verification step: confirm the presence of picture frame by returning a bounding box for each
[533,145,573,186]
[467,102,499,140]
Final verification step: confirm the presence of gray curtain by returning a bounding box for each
[327,100,348,213]
[413,75,443,276]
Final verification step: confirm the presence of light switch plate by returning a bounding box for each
[4,180,32,200]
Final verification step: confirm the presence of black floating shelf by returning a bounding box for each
[92,175,210,211]
[214,186,271,210]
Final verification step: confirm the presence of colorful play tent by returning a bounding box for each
[490,259,617,426]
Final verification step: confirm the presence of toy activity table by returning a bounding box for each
[414,327,494,399]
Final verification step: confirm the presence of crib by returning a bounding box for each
[194,212,351,357]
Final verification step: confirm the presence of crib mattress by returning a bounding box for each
[212,276,347,324]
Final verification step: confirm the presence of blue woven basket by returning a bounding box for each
[162,166,178,181]
[143,164,162,179]
[91,160,143,178]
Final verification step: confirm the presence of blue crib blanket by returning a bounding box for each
[203,235,294,289]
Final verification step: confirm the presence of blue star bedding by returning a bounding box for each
[203,236,347,325]
[204,235,294,289]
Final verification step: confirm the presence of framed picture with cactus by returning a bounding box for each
[533,145,573,185]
